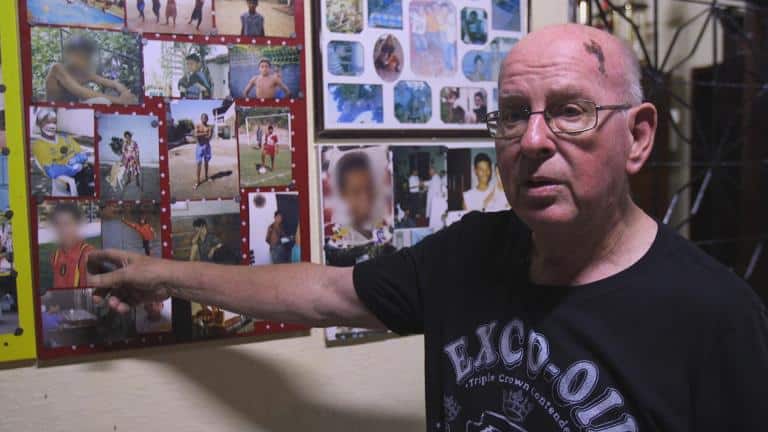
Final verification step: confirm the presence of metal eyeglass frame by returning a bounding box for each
[485,100,633,139]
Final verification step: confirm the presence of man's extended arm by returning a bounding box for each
[86,249,384,329]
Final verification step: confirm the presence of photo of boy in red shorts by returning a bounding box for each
[261,124,278,171]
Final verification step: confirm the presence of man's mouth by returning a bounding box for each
[524,177,562,188]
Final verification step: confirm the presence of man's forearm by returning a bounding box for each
[161,260,380,328]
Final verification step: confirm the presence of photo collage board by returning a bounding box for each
[0,0,39,363]
[17,0,311,360]
[315,0,529,137]
[319,143,509,345]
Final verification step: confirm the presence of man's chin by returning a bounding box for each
[514,204,577,229]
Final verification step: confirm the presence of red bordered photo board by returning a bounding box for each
[16,0,310,360]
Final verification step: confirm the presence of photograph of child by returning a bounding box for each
[31,28,142,105]
[409,1,457,78]
[143,41,230,99]
[462,37,518,82]
[101,202,161,257]
[27,0,125,29]
[321,146,394,346]
[394,81,432,124]
[392,146,447,231]
[171,199,250,338]
[492,0,522,32]
[215,0,297,38]
[461,7,488,45]
[440,87,487,124]
[368,0,402,29]
[0,210,17,335]
[321,146,395,267]
[37,201,101,294]
[326,84,383,124]
[40,288,137,348]
[445,147,509,225]
[167,99,239,201]
[135,299,172,334]
[98,114,161,201]
[29,107,95,198]
[229,45,301,99]
[237,106,292,187]
[248,192,300,265]
[327,41,364,77]
[373,34,403,82]
[127,0,214,34]
[326,0,363,34]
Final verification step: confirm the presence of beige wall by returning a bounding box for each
[0,3,568,432]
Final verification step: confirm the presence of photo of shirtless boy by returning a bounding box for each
[242,59,291,99]
[44,34,139,105]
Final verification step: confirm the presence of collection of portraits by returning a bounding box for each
[319,144,510,343]
[317,0,527,136]
[20,0,307,357]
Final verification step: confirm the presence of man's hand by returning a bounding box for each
[87,249,174,314]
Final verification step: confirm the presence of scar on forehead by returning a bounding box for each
[583,39,606,76]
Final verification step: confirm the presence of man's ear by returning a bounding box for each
[626,102,657,175]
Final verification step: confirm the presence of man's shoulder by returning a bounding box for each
[653,224,761,315]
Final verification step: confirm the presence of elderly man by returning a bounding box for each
[88,24,767,430]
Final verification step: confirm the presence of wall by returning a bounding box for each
[0,3,568,432]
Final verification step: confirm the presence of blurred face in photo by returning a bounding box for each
[341,168,375,229]
[52,211,82,249]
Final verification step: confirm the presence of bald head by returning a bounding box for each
[501,24,643,105]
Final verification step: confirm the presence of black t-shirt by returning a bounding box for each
[353,211,768,432]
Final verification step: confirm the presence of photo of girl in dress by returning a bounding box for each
[97,114,161,201]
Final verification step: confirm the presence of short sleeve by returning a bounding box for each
[353,221,464,336]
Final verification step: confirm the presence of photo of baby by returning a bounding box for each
[143,41,230,99]
[30,27,142,105]
[97,114,161,201]
[228,45,301,100]
[28,107,95,198]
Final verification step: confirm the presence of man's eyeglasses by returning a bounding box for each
[485,100,632,140]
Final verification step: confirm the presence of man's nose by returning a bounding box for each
[519,113,557,160]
